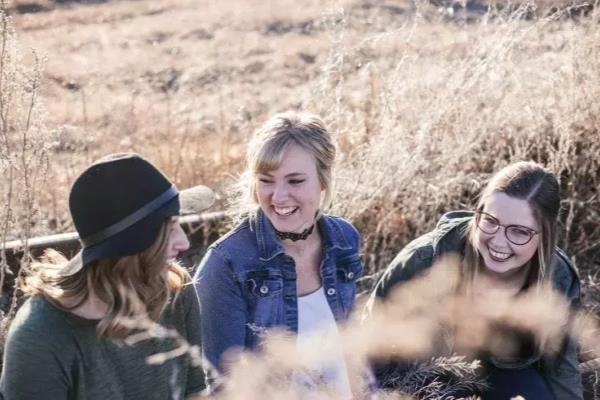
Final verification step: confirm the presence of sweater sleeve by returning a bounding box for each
[180,285,207,396]
[0,302,71,400]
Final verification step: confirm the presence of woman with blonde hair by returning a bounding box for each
[369,161,582,399]
[194,111,363,397]
[1,153,214,400]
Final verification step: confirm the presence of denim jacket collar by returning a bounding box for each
[251,209,353,262]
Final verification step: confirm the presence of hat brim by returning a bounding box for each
[179,185,215,215]
[59,185,215,277]
[60,250,85,277]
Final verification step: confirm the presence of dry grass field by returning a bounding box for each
[2,0,600,398]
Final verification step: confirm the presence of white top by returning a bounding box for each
[293,287,352,399]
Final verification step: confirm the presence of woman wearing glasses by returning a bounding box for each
[369,161,582,399]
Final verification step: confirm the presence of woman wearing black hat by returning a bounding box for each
[0,153,214,400]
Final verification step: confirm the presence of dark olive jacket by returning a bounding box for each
[370,211,583,400]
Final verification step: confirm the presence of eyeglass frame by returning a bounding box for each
[474,210,540,246]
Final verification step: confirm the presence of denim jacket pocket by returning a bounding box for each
[238,268,285,340]
[336,255,363,315]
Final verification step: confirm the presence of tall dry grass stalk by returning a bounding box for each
[305,2,600,278]
[0,0,50,350]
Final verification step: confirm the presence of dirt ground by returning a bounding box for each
[4,0,596,238]
[7,0,431,236]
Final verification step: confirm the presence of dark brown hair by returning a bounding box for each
[463,161,560,287]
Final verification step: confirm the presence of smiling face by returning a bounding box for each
[255,143,323,234]
[475,192,540,277]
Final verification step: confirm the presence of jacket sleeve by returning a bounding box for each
[542,252,583,400]
[542,337,583,400]
[193,247,248,374]
[370,232,436,301]
[364,233,436,388]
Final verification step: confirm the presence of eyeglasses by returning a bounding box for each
[475,211,539,245]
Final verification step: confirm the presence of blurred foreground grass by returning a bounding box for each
[1,0,600,397]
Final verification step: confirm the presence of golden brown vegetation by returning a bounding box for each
[2,0,600,398]
[4,0,600,273]
[0,0,51,338]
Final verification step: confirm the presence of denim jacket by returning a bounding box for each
[193,209,363,371]
[369,211,583,400]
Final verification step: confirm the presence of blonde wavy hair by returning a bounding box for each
[230,111,337,218]
[22,219,189,340]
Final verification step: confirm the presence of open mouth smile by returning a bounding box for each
[488,246,513,261]
[273,206,299,216]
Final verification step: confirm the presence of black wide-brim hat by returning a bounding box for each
[60,153,215,277]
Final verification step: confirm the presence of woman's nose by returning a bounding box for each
[489,226,509,247]
[271,184,289,203]
[172,224,190,252]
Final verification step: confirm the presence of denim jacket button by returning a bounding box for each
[347,272,355,279]
[260,285,269,294]
[326,288,336,296]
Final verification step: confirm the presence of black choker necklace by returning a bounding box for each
[274,225,315,242]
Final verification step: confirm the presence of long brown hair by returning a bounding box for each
[22,219,189,340]
[463,161,560,289]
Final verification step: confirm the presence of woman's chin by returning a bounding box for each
[482,254,521,276]
[271,220,305,234]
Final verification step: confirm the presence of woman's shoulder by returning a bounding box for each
[208,217,254,253]
[320,214,360,243]
[12,296,68,328]
[170,284,200,313]
[6,296,79,351]
[390,231,437,273]
[550,249,581,302]
[385,210,471,266]
[322,214,356,228]
[162,284,201,330]
[2,297,82,395]
[372,213,470,299]
[372,231,438,299]
[552,250,579,281]
[196,216,261,278]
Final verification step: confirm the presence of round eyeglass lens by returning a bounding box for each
[506,226,533,245]
[477,216,499,234]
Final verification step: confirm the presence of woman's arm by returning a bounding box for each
[542,251,583,400]
[363,234,436,388]
[0,319,70,399]
[193,247,248,374]
[542,337,583,400]
[179,285,208,397]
